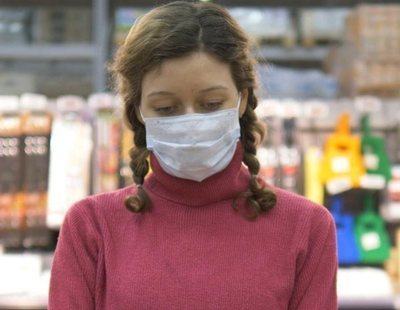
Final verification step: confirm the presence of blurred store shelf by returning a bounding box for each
[0,0,91,6]
[0,44,97,60]
[255,45,330,62]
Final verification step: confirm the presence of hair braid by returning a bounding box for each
[123,103,151,213]
[234,90,277,220]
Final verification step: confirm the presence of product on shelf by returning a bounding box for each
[302,101,329,205]
[257,125,279,187]
[359,113,392,190]
[299,8,350,47]
[46,96,93,229]
[278,117,302,193]
[228,7,296,47]
[0,9,32,44]
[89,93,121,194]
[325,4,400,97]
[257,64,338,99]
[20,93,52,248]
[304,146,324,204]
[382,166,400,222]
[255,100,280,187]
[34,7,92,43]
[345,5,400,58]
[0,96,23,247]
[331,195,361,264]
[355,192,391,263]
[320,113,365,195]
[119,121,134,188]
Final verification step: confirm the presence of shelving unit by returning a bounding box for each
[1,0,399,93]
[0,44,97,60]
[255,45,330,62]
[0,0,109,93]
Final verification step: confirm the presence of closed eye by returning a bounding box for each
[153,106,178,116]
[200,101,223,112]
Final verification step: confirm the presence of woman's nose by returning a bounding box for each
[184,106,196,114]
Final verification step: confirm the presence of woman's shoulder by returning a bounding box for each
[272,187,334,227]
[270,187,335,253]
[63,184,138,228]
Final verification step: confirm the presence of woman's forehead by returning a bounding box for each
[141,52,236,96]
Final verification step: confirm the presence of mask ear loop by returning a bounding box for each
[237,92,242,109]
[138,106,147,123]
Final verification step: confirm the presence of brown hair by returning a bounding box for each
[110,1,276,220]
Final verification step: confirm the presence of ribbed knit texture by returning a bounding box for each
[49,144,338,310]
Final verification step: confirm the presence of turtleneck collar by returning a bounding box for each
[144,142,251,206]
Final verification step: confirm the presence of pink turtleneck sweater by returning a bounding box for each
[49,144,338,309]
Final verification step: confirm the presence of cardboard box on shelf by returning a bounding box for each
[345,4,400,57]
[325,4,400,97]
[229,7,296,47]
[0,9,32,44]
[299,8,351,47]
[34,7,92,43]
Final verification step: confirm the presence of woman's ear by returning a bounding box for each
[239,89,248,117]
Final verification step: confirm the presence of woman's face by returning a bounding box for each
[139,51,248,120]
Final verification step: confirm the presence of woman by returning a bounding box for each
[49,2,337,309]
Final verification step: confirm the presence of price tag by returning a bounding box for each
[391,166,400,179]
[304,101,330,120]
[56,95,86,112]
[388,180,400,201]
[364,154,380,170]
[361,232,381,251]
[256,99,281,118]
[360,174,386,190]
[326,177,352,195]
[355,96,382,113]
[386,202,400,220]
[280,100,302,118]
[331,156,350,174]
[388,180,400,193]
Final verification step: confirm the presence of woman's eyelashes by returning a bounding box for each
[153,105,177,116]
[199,101,223,112]
[151,100,225,116]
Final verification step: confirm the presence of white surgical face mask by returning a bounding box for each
[141,94,242,182]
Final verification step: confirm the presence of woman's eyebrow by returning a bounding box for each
[146,86,228,98]
[147,91,175,98]
[199,86,228,93]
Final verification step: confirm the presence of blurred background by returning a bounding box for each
[0,0,399,309]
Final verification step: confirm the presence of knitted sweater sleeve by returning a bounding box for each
[288,207,338,310]
[48,201,98,310]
